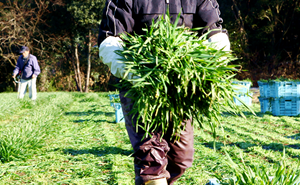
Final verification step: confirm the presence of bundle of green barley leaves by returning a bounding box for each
[116,13,253,140]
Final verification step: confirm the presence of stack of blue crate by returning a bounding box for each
[108,94,124,122]
[258,81,300,116]
[232,81,253,106]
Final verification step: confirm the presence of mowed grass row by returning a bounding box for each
[0,92,134,184]
[0,92,299,184]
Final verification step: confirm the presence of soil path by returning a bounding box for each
[250,87,260,104]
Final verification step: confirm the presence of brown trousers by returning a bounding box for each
[119,90,194,185]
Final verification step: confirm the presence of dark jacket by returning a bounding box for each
[98,0,226,46]
[13,54,41,79]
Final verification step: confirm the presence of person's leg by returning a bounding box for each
[28,78,37,100]
[18,79,28,99]
[164,118,194,185]
[119,90,170,185]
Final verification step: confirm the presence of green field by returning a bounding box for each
[0,92,299,184]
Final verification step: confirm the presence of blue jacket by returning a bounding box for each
[13,54,41,79]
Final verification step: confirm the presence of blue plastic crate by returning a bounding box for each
[271,97,300,116]
[233,93,253,106]
[232,81,252,94]
[258,97,272,113]
[206,178,221,185]
[258,81,300,98]
[113,103,124,123]
[108,94,120,107]
[259,97,300,116]
[257,81,273,98]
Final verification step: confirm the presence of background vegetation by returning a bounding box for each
[219,0,300,86]
[0,0,299,92]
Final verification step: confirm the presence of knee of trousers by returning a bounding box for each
[167,123,194,169]
[133,135,171,184]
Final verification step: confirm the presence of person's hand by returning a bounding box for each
[12,74,16,78]
[32,74,36,79]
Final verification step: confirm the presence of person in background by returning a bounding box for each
[98,0,230,184]
[12,46,41,100]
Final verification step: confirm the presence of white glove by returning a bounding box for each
[207,32,231,51]
[99,36,135,80]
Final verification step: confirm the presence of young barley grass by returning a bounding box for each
[0,93,74,163]
[217,150,300,185]
[116,12,254,141]
[0,122,46,162]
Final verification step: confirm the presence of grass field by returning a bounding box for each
[0,92,299,184]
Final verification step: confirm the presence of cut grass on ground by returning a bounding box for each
[0,92,299,184]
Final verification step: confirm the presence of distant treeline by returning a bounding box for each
[0,0,299,92]
[219,0,300,86]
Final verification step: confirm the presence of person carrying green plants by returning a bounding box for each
[12,46,41,100]
[98,0,230,184]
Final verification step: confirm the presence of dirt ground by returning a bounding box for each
[250,87,260,104]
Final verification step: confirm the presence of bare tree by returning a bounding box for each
[85,30,92,92]
[0,0,55,66]
[74,44,83,92]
